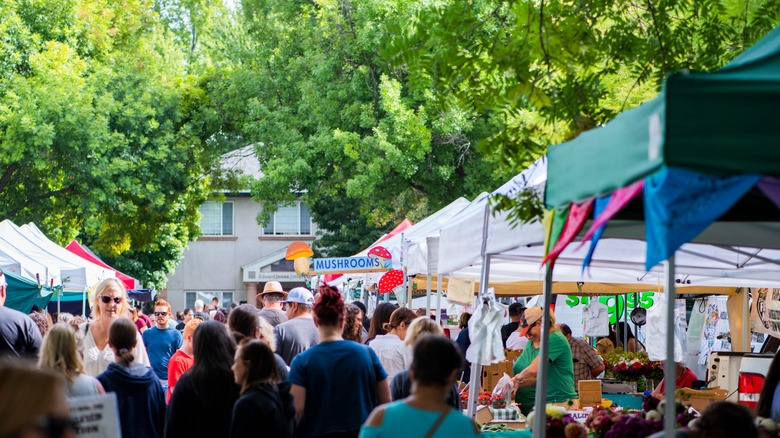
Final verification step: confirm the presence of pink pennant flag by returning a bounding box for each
[541,199,594,267]
[578,180,644,246]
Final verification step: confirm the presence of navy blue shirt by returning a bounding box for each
[142,326,182,380]
[288,340,387,437]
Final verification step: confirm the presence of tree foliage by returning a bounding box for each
[385,0,780,221]
[0,0,223,288]
[200,0,513,256]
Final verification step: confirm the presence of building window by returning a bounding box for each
[263,202,312,235]
[185,291,234,310]
[200,201,234,235]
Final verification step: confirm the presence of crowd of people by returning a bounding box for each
[2,267,774,438]
[0,272,479,438]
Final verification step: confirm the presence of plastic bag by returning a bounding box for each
[492,373,514,401]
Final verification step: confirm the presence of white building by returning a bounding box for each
[163,146,317,311]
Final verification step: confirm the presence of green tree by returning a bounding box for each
[201,0,512,256]
[0,0,222,288]
[386,0,780,218]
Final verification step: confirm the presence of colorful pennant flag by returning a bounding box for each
[542,199,594,268]
[644,167,761,271]
[582,195,611,271]
[758,176,780,210]
[580,180,644,244]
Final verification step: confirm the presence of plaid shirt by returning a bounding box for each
[568,336,603,391]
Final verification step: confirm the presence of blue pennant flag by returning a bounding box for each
[644,167,761,271]
[583,195,611,271]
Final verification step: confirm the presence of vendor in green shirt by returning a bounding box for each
[510,307,577,415]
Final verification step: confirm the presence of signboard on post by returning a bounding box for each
[312,257,386,274]
[69,393,121,438]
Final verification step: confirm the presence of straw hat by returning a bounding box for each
[260,281,288,298]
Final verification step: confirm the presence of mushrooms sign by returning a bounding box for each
[377,269,404,295]
[367,246,392,269]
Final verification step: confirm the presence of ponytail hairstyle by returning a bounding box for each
[313,285,345,327]
[382,307,417,333]
[108,318,138,364]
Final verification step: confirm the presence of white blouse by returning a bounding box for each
[368,333,412,379]
[80,322,150,377]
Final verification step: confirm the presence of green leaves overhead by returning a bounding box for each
[0,0,221,289]
[201,0,510,255]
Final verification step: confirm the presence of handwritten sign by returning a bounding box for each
[69,393,121,438]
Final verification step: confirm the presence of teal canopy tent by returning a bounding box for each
[535,25,780,438]
[546,25,780,211]
[4,269,53,314]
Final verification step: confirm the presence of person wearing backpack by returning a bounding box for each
[230,339,295,438]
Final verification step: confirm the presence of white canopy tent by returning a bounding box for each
[0,220,115,291]
[429,157,780,424]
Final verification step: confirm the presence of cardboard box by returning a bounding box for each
[676,388,728,412]
[476,405,494,424]
[481,360,513,393]
[578,380,602,407]
[504,349,522,362]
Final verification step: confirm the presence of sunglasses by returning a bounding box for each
[154,312,168,317]
[100,295,123,304]
[37,414,78,438]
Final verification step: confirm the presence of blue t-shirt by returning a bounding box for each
[142,326,183,380]
[288,340,388,438]
[358,401,479,438]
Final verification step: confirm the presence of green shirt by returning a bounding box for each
[512,330,577,414]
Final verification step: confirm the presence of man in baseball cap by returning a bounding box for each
[510,306,577,415]
[274,287,318,365]
[502,302,526,348]
[257,281,289,327]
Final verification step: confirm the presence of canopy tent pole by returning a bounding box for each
[436,275,442,324]
[624,294,628,350]
[467,201,493,421]
[664,255,676,438]
[744,288,750,351]
[532,266,553,438]
[426,274,432,317]
[82,286,87,317]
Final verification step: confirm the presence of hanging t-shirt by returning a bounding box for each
[512,330,577,415]
[583,301,609,337]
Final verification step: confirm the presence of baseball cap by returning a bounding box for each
[518,307,544,337]
[281,287,315,305]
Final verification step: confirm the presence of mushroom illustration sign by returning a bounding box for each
[367,246,392,269]
[286,241,314,277]
[378,270,404,295]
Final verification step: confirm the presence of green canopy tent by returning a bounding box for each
[546,25,780,210]
[534,26,780,438]
[4,269,53,314]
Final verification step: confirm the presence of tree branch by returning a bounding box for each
[646,0,668,75]
[0,164,17,195]
[2,185,76,221]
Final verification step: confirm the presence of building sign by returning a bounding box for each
[255,272,305,282]
[312,256,385,273]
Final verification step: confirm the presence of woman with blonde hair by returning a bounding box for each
[368,307,417,378]
[39,322,106,398]
[0,362,78,438]
[80,278,150,376]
